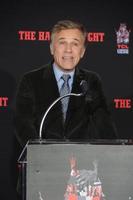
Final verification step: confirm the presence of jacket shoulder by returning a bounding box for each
[23,63,50,78]
[79,67,102,82]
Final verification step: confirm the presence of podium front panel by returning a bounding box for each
[27,143,133,200]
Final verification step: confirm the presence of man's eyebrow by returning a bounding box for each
[58,37,80,42]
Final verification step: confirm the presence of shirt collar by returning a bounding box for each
[53,63,75,83]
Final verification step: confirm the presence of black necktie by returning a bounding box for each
[60,74,71,121]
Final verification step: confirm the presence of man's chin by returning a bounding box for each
[59,64,75,72]
[62,67,75,72]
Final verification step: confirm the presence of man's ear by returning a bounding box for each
[50,43,53,55]
[81,47,86,58]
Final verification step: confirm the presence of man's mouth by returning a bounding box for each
[62,56,73,60]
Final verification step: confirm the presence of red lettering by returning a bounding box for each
[30,32,36,40]
[117,44,128,49]
[45,31,50,40]
[114,99,120,108]
[18,31,25,40]
[88,33,93,42]
[0,97,8,107]
[18,31,36,40]
[93,33,99,42]
[99,33,104,42]
[0,98,2,106]
[114,99,131,109]
[126,99,131,108]
[88,33,104,42]
[38,31,50,41]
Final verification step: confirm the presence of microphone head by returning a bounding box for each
[80,80,88,95]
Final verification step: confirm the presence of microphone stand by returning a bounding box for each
[39,92,83,140]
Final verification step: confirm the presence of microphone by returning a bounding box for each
[80,80,92,102]
[39,80,88,140]
[80,80,88,95]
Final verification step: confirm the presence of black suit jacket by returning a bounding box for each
[14,63,117,146]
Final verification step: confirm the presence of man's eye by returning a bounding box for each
[59,41,65,45]
[73,42,79,46]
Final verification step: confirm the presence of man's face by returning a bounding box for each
[50,29,86,72]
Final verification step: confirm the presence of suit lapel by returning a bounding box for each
[42,63,60,101]
[42,63,64,125]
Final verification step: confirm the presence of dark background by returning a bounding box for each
[0,0,133,199]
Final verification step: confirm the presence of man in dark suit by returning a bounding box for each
[14,20,117,147]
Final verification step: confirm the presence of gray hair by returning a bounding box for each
[50,20,88,47]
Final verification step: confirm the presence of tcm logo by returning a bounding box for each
[115,23,131,54]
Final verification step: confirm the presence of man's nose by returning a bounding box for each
[65,43,72,52]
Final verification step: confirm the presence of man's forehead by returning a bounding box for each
[58,37,81,41]
[55,29,83,40]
